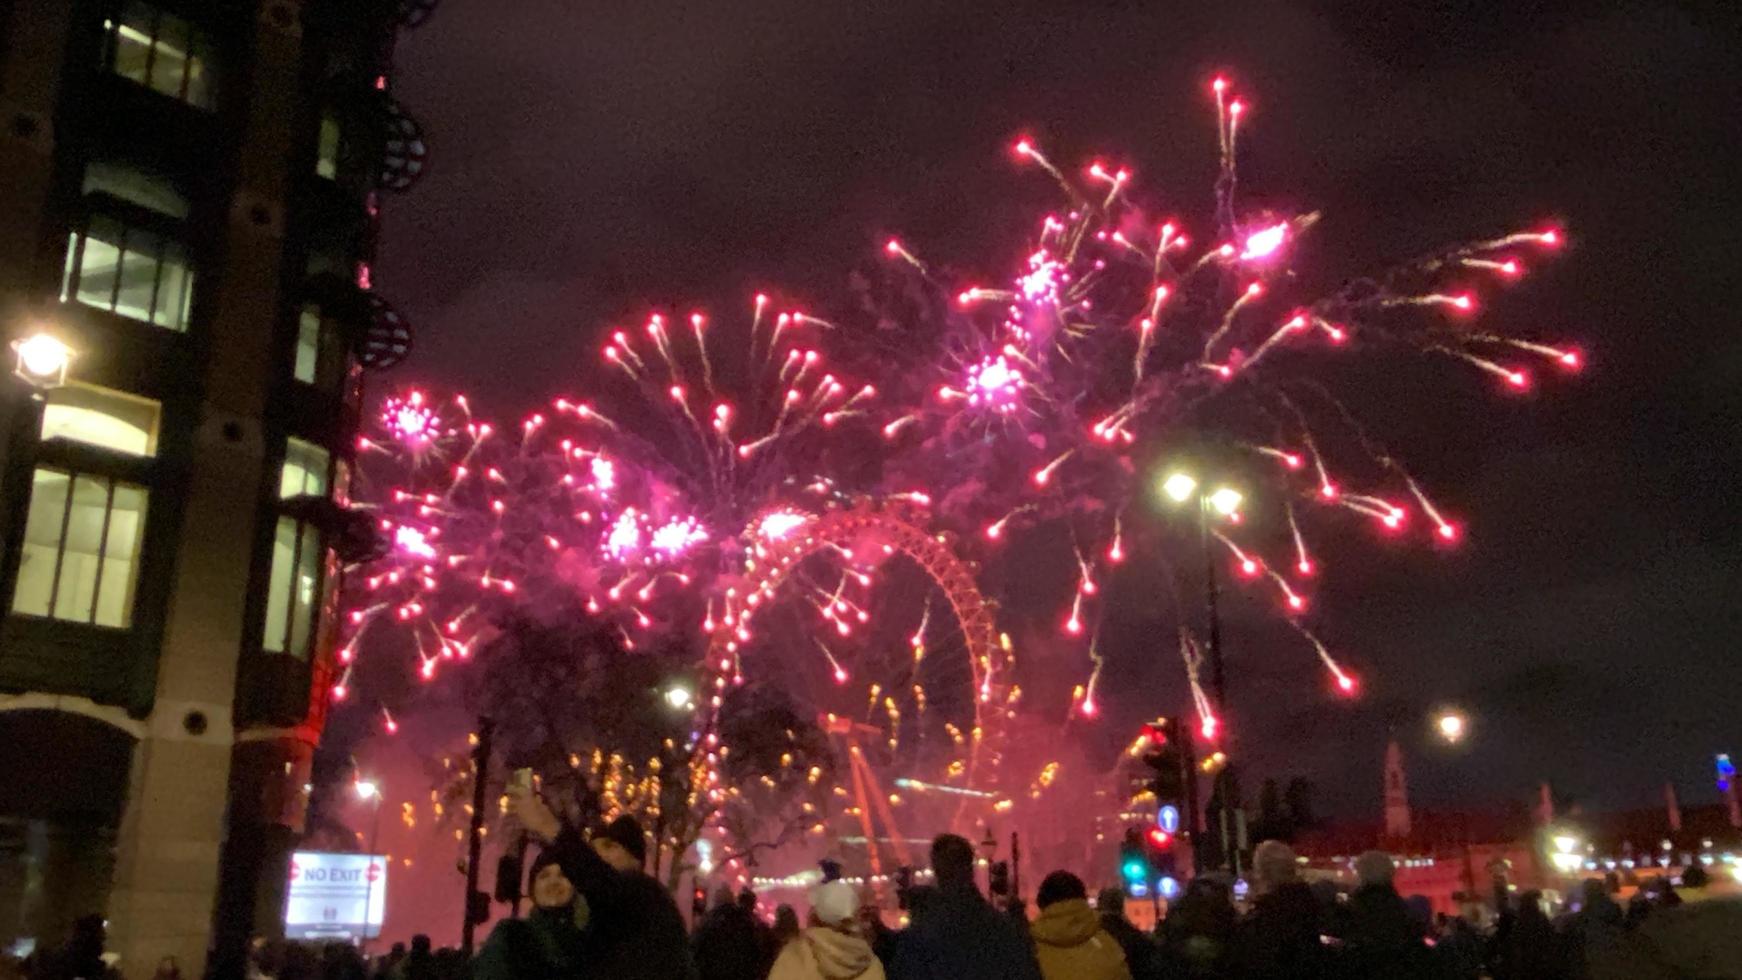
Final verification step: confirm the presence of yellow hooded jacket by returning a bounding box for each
[1029,899,1133,980]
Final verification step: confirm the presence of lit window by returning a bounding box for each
[316,114,342,180]
[294,306,321,383]
[61,216,194,331]
[280,438,330,499]
[102,2,215,110]
[12,467,148,628]
[40,384,161,457]
[292,305,352,390]
[262,516,326,658]
[82,161,189,219]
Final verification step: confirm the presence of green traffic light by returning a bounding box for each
[1121,858,1149,881]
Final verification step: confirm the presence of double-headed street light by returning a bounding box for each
[1158,468,1245,876]
[1158,469,1244,714]
[1161,472,1243,518]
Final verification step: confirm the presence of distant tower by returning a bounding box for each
[1384,738,1412,841]
[1665,781,1683,833]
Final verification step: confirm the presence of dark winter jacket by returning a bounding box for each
[887,883,1042,980]
[472,904,590,980]
[1227,882,1337,980]
[692,902,769,980]
[1098,912,1164,980]
[1341,884,1434,979]
[548,824,696,980]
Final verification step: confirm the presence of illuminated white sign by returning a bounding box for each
[286,851,387,941]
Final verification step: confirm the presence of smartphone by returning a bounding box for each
[510,767,534,793]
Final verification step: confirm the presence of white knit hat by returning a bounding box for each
[809,879,859,926]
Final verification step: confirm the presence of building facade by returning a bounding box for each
[0,0,427,971]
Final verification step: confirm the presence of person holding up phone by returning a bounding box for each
[504,780,695,980]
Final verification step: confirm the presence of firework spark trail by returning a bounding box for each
[871,73,1570,735]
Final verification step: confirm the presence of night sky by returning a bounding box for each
[374,1,1742,818]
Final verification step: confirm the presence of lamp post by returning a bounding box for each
[355,780,384,951]
[1160,470,1244,875]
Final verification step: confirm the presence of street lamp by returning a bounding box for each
[1206,486,1244,518]
[1157,467,1244,876]
[1434,708,1469,745]
[355,779,384,950]
[11,332,73,391]
[1547,823,1586,878]
[663,683,694,712]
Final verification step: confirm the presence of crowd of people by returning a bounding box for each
[12,789,1732,980]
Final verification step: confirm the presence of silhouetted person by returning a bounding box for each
[392,936,433,980]
[1563,879,1623,980]
[374,943,405,980]
[774,904,803,952]
[694,886,767,980]
[1493,890,1567,980]
[30,916,112,980]
[1340,851,1433,979]
[1227,841,1336,980]
[1157,875,1235,978]
[1093,889,1162,980]
[888,834,1041,980]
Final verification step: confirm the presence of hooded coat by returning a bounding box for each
[767,927,887,980]
[1028,899,1133,980]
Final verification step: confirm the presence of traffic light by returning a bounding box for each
[1144,822,1180,882]
[1141,720,1188,802]
[1120,827,1151,892]
[989,861,1011,898]
[692,886,708,919]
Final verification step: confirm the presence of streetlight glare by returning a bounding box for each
[663,684,694,710]
[1162,472,1198,503]
[12,333,73,387]
[354,780,379,800]
[1435,708,1468,744]
[1208,486,1243,517]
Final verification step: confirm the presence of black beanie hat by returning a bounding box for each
[600,814,647,866]
[531,846,565,879]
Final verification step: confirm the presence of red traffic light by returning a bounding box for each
[1146,826,1173,849]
